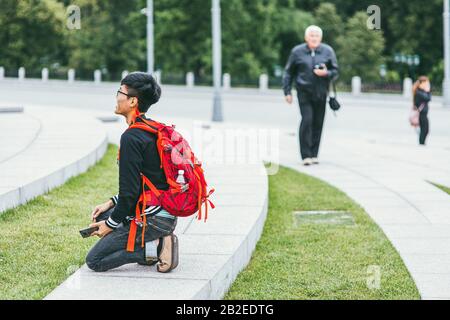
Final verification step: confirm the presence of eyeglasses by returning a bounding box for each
[116,90,135,98]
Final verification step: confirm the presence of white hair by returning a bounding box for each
[305,25,323,38]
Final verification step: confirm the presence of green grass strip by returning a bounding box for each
[225,165,419,300]
[0,145,118,299]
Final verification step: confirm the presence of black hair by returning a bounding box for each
[121,72,161,113]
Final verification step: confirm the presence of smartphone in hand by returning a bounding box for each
[79,226,99,238]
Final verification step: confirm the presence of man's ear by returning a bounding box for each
[130,96,138,108]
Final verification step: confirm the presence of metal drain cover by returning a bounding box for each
[293,210,355,226]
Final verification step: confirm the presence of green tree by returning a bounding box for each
[314,2,343,50]
[273,7,315,71]
[222,0,281,80]
[154,0,211,79]
[66,0,145,80]
[336,11,385,82]
[0,0,66,75]
[381,0,443,80]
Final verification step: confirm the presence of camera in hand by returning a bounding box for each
[314,64,326,70]
[79,226,99,238]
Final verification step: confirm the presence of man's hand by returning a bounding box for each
[90,220,113,238]
[91,199,114,222]
[285,95,293,105]
[314,65,328,77]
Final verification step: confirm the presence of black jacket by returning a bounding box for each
[414,89,432,113]
[106,117,169,229]
[282,43,339,98]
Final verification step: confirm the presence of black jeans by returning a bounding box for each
[86,208,177,272]
[297,90,327,159]
[419,110,429,145]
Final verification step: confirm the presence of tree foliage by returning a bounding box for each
[0,0,445,84]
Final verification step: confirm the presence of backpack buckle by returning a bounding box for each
[134,219,144,227]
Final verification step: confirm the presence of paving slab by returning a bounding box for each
[0,105,107,214]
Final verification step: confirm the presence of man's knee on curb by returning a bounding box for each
[85,250,107,272]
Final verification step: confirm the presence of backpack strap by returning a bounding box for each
[330,80,337,99]
[126,174,162,252]
[129,118,166,168]
[127,174,146,252]
[193,166,216,221]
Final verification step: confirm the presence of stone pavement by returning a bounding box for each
[45,117,269,300]
[0,105,107,213]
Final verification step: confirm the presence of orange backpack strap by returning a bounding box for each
[129,122,159,134]
[126,200,143,252]
[126,174,162,252]
[129,119,166,169]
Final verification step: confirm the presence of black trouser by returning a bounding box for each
[419,110,429,145]
[297,90,327,159]
[85,209,177,272]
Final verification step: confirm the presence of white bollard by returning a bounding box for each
[121,70,129,80]
[42,68,49,82]
[0,66,4,80]
[18,67,25,81]
[154,70,161,85]
[68,69,75,83]
[352,76,361,96]
[403,77,413,99]
[186,72,195,88]
[259,74,269,91]
[223,73,231,90]
[94,69,102,84]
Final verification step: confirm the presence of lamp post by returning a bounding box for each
[444,0,450,107]
[141,0,154,74]
[211,0,223,122]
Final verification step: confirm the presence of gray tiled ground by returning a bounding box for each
[46,119,269,300]
[0,106,107,214]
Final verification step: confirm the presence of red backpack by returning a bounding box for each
[124,117,215,252]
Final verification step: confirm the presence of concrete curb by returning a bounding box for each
[0,106,108,214]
